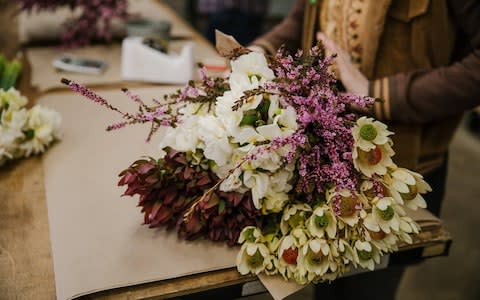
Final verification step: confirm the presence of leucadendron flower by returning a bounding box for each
[327,189,361,227]
[300,239,331,279]
[236,242,272,275]
[352,117,393,151]
[387,168,431,210]
[307,205,337,239]
[364,197,401,234]
[238,226,263,244]
[352,142,395,177]
[368,230,399,253]
[354,240,380,271]
[280,203,312,234]
[277,235,301,278]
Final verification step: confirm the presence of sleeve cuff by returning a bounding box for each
[251,39,278,56]
[368,77,392,120]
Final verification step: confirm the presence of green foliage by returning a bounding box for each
[0,55,22,90]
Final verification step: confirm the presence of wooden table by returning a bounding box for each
[0,2,452,299]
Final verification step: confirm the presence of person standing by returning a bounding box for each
[251,0,480,299]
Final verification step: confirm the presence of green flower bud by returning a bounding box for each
[400,184,418,201]
[359,124,377,141]
[358,250,373,261]
[377,206,395,221]
[314,214,329,228]
[244,228,256,243]
[247,250,264,268]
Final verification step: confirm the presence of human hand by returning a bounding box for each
[317,32,369,96]
[247,45,266,54]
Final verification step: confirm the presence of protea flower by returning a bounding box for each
[118,149,261,245]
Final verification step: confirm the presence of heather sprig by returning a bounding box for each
[62,71,230,141]
[256,45,375,195]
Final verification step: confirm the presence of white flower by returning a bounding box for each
[0,88,28,111]
[219,168,244,192]
[336,239,359,266]
[280,203,312,234]
[197,115,233,166]
[300,239,331,278]
[215,90,244,133]
[249,150,282,172]
[327,189,360,227]
[157,115,201,156]
[277,235,301,278]
[229,52,274,93]
[0,126,18,162]
[243,170,270,209]
[262,191,289,214]
[352,142,395,177]
[396,216,420,244]
[1,105,28,131]
[364,197,401,234]
[236,242,271,275]
[231,125,266,145]
[238,226,263,243]
[20,105,61,157]
[352,117,393,150]
[388,168,431,210]
[274,105,298,133]
[359,179,393,203]
[268,169,293,193]
[354,240,380,271]
[368,231,399,253]
[256,123,283,140]
[307,205,337,239]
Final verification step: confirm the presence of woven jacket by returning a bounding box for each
[253,0,480,173]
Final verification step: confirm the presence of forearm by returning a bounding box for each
[370,50,480,123]
[252,0,305,54]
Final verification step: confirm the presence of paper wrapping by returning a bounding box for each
[38,87,442,300]
[39,88,238,300]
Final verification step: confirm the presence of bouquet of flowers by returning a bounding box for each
[17,0,128,47]
[62,37,431,284]
[0,55,61,166]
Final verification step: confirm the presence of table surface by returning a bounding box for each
[0,2,452,300]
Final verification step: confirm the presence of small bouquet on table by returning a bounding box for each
[62,33,431,285]
[0,55,61,167]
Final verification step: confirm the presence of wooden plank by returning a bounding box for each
[72,227,452,300]
[0,157,56,299]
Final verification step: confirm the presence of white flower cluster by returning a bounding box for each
[236,116,431,283]
[157,52,298,213]
[0,88,61,166]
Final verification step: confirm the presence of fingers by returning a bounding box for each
[317,32,336,53]
[317,32,349,61]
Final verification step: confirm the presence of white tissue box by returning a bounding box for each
[121,37,194,84]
